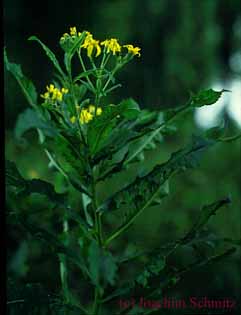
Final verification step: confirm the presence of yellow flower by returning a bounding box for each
[101,38,121,55]
[70,26,77,36]
[70,105,103,125]
[88,104,96,114]
[79,109,94,124]
[47,84,55,93]
[56,90,63,102]
[81,33,101,58]
[61,88,69,94]
[60,33,69,41]
[61,27,81,41]
[96,107,102,115]
[123,44,141,57]
[41,84,68,102]
[88,105,103,116]
[40,92,50,100]
[70,116,76,124]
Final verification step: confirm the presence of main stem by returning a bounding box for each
[91,167,103,315]
[59,219,70,302]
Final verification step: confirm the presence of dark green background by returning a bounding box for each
[5,0,241,313]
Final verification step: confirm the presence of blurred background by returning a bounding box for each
[5,0,241,313]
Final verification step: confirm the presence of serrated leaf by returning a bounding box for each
[104,136,214,245]
[28,36,65,77]
[4,49,37,107]
[15,108,58,140]
[104,136,213,213]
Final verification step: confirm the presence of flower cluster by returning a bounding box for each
[101,38,121,55]
[60,26,82,41]
[123,44,141,57]
[70,104,103,125]
[81,32,101,58]
[60,27,141,58]
[41,84,68,102]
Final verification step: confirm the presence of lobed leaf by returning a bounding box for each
[103,136,214,245]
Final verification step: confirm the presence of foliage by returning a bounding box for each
[5,27,241,315]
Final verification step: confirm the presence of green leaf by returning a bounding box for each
[4,48,37,107]
[104,136,213,213]
[182,197,231,243]
[5,160,25,188]
[15,108,58,140]
[189,88,228,107]
[104,136,214,245]
[88,102,141,157]
[64,32,86,75]
[28,36,65,77]
[88,240,118,288]
[101,250,118,287]
[119,98,140,119]
[6,160,66,206]
[88,241,101,287]
[87,105,121,156]
[97,146,129,182]
[205,123,225,140]
[22,179,66,205]
[223,238,241,246]
[178,247,236,275]
[136,255,166,288]
[18,217,89,275]
[65,207,93,238]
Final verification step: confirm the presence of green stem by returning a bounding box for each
[91,166,103,314]
[78,49,96,92]
[69,76,87,146]
[59,219,70,302]
[218,133,241,142]
[103,64,119,91]
[92,288,101,315]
